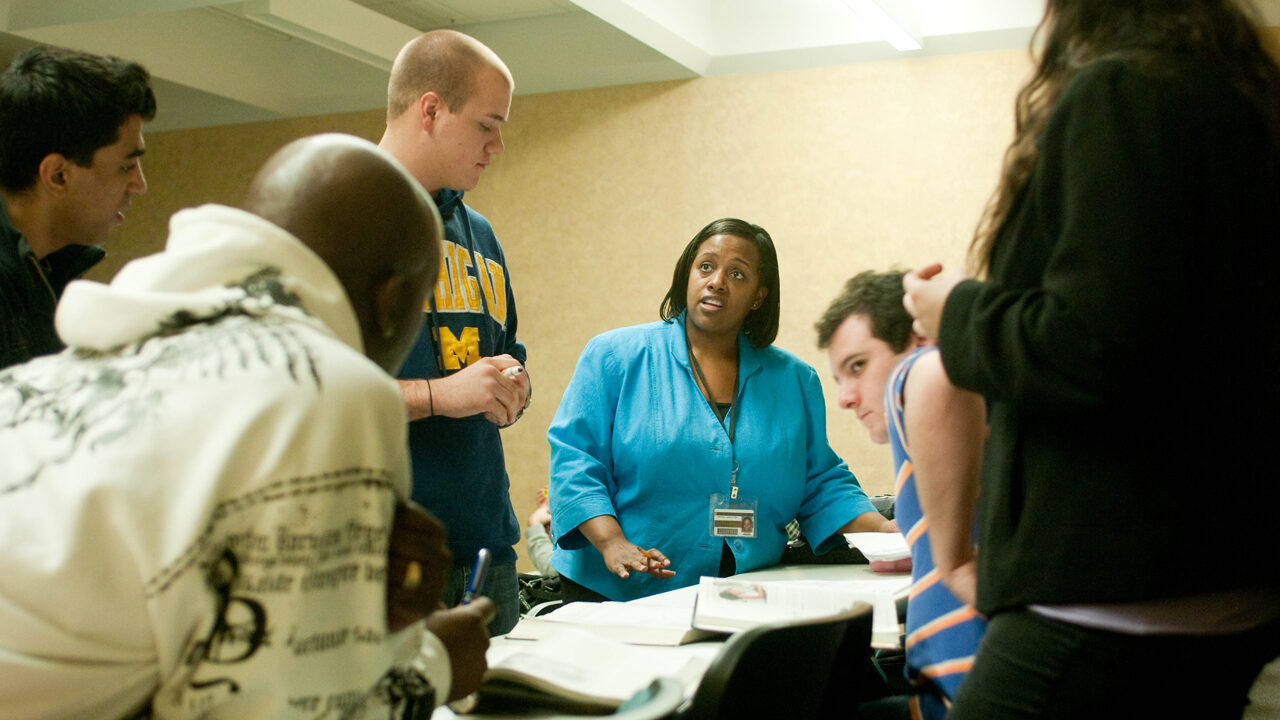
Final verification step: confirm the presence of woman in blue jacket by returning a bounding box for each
[548,218,895,602]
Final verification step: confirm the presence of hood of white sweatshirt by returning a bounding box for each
[56,204,362,355]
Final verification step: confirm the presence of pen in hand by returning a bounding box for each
[637,547,654,573]
[632,547,675,579]
[446,550,492,716]
[461,548,491,605]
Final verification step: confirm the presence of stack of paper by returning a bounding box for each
[844,532,912,572]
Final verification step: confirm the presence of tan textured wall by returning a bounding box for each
[91,110,388,277]
[101,29,1278,570]
[478,49,1027,525]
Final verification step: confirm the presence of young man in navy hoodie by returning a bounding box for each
[379,29,531,635]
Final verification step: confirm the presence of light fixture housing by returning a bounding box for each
[842,0,923,51]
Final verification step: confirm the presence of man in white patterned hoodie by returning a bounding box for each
[0,134,492,719]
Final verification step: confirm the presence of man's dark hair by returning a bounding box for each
[0,45,156,193]
[815,270,914,352]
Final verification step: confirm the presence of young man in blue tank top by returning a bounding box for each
[816,270,986,720]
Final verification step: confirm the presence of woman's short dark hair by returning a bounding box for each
[0,45,156,193]
[659,218,780,348]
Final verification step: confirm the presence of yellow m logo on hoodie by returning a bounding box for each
[437,326,480,370]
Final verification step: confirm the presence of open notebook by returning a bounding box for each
[477,628,712,713]
[505,599,716,646]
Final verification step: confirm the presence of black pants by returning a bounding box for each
[947,609,1280,720]
[559,574,610,604]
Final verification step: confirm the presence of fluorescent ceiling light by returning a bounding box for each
[241,0,418,71]
[842,0,923,51]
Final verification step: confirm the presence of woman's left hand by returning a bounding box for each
[635,546,676,579]
[600,540,676,580]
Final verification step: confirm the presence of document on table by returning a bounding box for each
[800,579,905,647]
[691,576,900,642]
[505,599,716,645]
[843,532,911,562]
[479,628,713,712]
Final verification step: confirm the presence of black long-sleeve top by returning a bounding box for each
[938,56,1280,615]
[1,199,104,370]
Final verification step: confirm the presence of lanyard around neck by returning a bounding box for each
[685,321,744,496]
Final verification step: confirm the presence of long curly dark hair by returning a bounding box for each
[968,0,1280,277]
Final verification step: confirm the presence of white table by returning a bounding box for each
[431,563,910,718]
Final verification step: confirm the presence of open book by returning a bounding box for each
[691,576,883,634]
[505,599,716,646]
[477,628,709,713]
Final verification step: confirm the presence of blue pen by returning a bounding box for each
[461,548,491,605]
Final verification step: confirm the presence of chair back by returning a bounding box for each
[681,602,873,720]
[819,600,876,716]
[499,677,683,720]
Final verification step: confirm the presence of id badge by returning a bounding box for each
[710,493,758,538]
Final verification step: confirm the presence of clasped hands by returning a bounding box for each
[420,354,530,426]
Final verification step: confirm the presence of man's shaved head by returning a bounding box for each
[244,133,442,372]
[386,29,512,121]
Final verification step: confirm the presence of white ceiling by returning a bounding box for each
[2,0,1277,133]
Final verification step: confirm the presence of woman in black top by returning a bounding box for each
[903,1,1280,717]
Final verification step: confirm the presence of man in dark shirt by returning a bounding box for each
[0,45,156,369]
